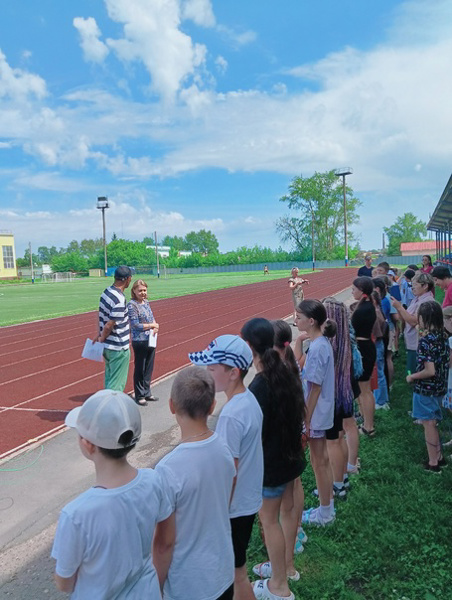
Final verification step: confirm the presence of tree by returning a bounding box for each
[384,213,427,256]
[276,170,362,261]
[185,230,219,254]
[160,235,188,251]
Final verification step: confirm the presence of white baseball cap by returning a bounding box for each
[188,334,253,370]
[65,390,141,449]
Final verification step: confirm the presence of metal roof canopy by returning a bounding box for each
[428,173,452,230]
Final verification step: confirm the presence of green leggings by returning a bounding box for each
[103,348,130,391]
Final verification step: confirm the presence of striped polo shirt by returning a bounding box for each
[99,285,130,351]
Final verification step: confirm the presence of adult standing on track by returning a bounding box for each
[97,266,132,392]
[288,267,309,325]
[357,254,373,277]
[127,280,159,406]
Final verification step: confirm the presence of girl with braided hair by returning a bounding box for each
[321,297,359,495]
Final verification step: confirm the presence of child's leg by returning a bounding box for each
[423,419,441,465]
[343,417,360,469]
[234,566,254,600]
[230,516,255,600]
[309,438,332,507]
[358,381,375,432]
[279,480,298,576]
[258,496,291,597]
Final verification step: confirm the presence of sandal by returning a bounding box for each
[136,398,147,406]
[146,395,159,402]
[359,426,375,437]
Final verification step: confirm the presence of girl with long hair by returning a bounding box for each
[241,318,305,600]
[295,300,335,527]
[271,320,308,554]
[321,297,359,495]
[351,277,377,436]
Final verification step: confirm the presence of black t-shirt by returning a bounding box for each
[357,265,373,277]
[249,373,305,487]
[351,300,376,338]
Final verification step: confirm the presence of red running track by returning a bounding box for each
[0,268,353,458]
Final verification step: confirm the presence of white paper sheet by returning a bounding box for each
[82,338,105,362]
[148,332,158,348]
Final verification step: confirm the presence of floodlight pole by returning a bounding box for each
[311,209,315,271]
[335,168,353,267]
[97,196,109,277]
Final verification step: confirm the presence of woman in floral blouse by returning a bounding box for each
[127,280,159,406]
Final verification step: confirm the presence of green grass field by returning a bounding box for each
[0,270,303,326]
[248,342,452,600]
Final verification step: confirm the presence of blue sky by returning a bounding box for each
[1,0,451,257]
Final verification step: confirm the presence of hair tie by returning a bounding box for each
[284,341,290,347]
[362,293,368,299]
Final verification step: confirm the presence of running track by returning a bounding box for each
[0,268,353,458]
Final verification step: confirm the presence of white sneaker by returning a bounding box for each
[253,579,295,600]
[252,562,300,581]
[375,403,390,410]
[297,526,308,544]
[302,507,335,526]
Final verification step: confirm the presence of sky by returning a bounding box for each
[1,0,451,257]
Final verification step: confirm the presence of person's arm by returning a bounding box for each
[54,572,77,593]
[305,383,321,432]
[153,512,176,591]
[97,319,116,343]
[288,278,296,290]
[391,299,418,326]
[294,332,309,368]
[230,457,239,505]
[406,361,435,383]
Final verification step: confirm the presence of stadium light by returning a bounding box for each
[334,168,353,267]
[97,196,109,277]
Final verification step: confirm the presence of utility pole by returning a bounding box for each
[154,231,160,278]
[334,167,353,267]
[97,197,109,276]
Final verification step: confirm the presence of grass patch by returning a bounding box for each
[248,342,452,599]
[0,270,313,326]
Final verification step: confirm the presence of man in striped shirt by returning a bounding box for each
[97,266,132,391]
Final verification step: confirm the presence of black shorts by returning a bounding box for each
[357,339,376,382]
[230,514,256,568]
[216,584,234,600]
[326,409,343,440]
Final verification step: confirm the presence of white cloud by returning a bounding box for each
[104,0,209,102]
[181,0,215,27]
[73,17,110,63]
[217,25,257,48]
[215,55,228,74]
[0,49,46,100]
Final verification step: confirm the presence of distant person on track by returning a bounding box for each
[288,267,309,326]
[357,254,373,277]
[52,390,172,598]
[97,266,132,392]
[264,265,269,275]
[127,280,159,406]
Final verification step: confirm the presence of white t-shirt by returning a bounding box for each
[215,388,263,518]
[156,433,235,600]
[303,336,335,430]
[51,469,172,600]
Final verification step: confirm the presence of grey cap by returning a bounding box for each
[114,266,132,280]
[65,390,141,449]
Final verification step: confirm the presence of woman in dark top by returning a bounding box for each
[351,277,377,436]
[241,318,305,600]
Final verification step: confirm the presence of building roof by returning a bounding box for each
[428,173,452,230]
[400,241,436,252]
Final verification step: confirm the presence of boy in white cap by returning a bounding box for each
[188,335,264,600]
[51,390,172,599]
[153,366,236,600]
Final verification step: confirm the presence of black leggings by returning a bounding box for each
[131,341,156,399]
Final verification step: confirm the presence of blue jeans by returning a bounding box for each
[374,339,389,406]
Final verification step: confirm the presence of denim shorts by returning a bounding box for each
[412,392,443,421]
[262,483,287,499]
[309,428,326,439]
